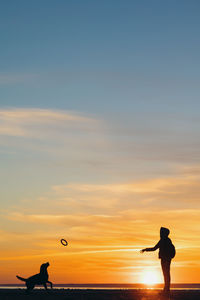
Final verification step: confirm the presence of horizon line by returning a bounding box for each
[1,283,200,286]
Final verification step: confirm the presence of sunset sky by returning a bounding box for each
[1,1,200,284]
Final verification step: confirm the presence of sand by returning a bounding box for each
[1,289,200,300]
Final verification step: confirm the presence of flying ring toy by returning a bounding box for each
[60,239,68,246]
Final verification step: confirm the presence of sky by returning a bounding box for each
[0,0,200,284]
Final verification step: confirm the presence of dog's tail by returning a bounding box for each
[16,275,27,282]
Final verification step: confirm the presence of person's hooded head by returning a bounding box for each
[160,227,170,239]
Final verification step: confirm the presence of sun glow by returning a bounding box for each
[141,270,159,285]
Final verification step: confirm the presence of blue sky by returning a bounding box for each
[1,0,200,113]
[1,0,200,283]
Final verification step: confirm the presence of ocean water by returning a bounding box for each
[1,284,200,290]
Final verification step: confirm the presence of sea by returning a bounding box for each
[0,284,200,290]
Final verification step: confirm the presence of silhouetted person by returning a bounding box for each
[140,227,176,295]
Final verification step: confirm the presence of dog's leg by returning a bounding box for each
[47,281,53,288]
[43,282,48,290]
[26,283,34,294]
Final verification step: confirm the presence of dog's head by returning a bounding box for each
[40,262,50,273]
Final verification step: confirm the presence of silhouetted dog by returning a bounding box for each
[16,262,53,292]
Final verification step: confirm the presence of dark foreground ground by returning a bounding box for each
[1,289,200,300]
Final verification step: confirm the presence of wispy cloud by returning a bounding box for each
[6,208,200,246]
[50,172,200,212]
[0,108,96,137]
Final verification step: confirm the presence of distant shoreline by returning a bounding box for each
[1,283,200,289]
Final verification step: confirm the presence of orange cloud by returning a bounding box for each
[0,108,97,138]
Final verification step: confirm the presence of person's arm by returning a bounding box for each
[140,241,160,253]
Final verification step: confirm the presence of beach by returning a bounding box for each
[1,289,200,300]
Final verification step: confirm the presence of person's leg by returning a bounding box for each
[161,259,171,292]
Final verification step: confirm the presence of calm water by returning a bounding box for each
[1,284,200,290]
